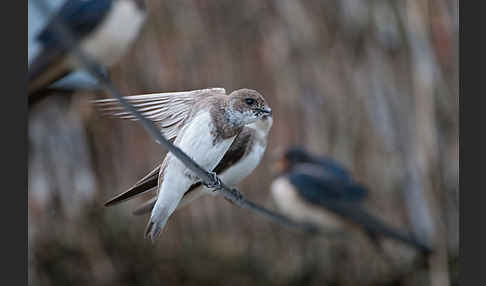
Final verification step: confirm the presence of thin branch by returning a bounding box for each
[31,0,338,236]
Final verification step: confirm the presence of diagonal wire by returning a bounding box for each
[31,0,339,236]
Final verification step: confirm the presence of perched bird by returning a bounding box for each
[271,147,432,254]
[28,0,146,104]
[94,88,273,241]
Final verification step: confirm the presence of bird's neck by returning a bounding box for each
[223,101,248,128]
[247,116,272,139]
[209,100,244,141]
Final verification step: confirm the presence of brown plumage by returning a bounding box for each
[94,88,273,240]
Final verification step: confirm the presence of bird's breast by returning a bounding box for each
[173,111,236,178]
[271,177,345,230]
[177,135,266,209]
[218,141,266,186]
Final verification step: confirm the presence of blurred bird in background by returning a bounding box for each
[28,0,146,105]
[27,1,457,284]
[271,147,433,255]
[94,88,273,241]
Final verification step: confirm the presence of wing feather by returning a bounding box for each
[104,163,160,206]
[93,88,226,141]
[37,0,113,47]
[104,153,170,207]
[287,170,432,252]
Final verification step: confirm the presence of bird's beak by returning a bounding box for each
[271,157,289,177]
[257,108,272,117]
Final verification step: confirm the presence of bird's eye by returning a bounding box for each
[245,98,256,105]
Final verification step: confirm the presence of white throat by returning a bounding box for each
[77,0,146,66]
[247,116,273,138]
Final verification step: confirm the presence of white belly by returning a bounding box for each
[220,143,265,186]
[178,113,235,176]
[178,139,267,208]
[176,118,272,209]
[271,177,345,229]
[71,0,145,67]
[150,111,236,225]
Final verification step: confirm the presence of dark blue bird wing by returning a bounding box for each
[37,0,113,48]
[286,170,432,253]
[288,171,367,205]
[314,157,353,182]
[29,0,113,95]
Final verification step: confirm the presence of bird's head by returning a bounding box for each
[227,89,272,126]
[273,146,314,175]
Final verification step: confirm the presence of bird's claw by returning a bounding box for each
[229,188,243,200]
[224,188,243,205]
[203,172,223,190]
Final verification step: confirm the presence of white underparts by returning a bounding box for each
[151,111,236,226]
[178,116,272,208]
[70,0,145,67]
[271,177,344,229]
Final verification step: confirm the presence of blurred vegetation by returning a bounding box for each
[28,0,458,285]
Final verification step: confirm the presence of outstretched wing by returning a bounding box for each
[93,88,226,141]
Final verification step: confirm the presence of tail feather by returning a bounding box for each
[144,185,186,242]
[144,219,167,242]
[144,205,171,242]
[132,182,206,216]
[104,181,157,207]
[145,208,170,242]
[104,165,160,207]
[326,203,433,254]
[361,216,432,254]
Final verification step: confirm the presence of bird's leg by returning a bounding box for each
[229,188,243,200]
[203,171,223,190]
[202,172,244,204]
[223,188,244,205]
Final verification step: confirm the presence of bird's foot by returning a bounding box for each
[224,188,243,205]
[203,172,223,191]
[229,188,243,200]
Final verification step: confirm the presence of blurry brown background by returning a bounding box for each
[28,0,458,285]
